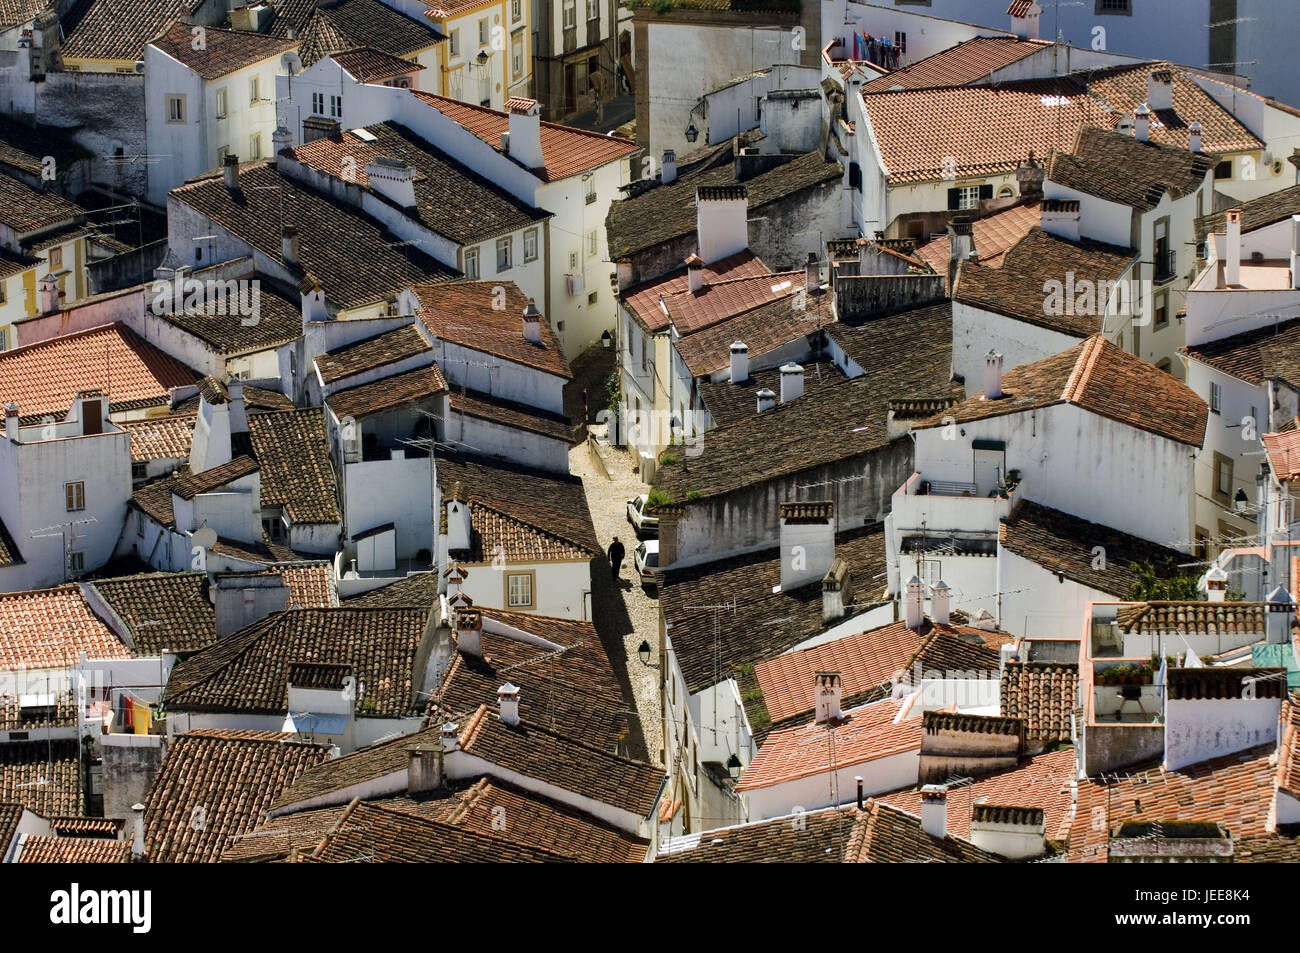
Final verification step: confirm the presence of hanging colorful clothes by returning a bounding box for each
[132,698,151,735]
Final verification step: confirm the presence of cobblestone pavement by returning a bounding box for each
[570,435,664,766]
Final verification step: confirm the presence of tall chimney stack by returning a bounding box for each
[4,402,19,443]
[497,682,520,726]
[506,98,544,170]
[661,149,677,184]
[730,340,748,384]
[813,671,843,724]
[685,253,704,293]
[904,575,925,630]
[405,742,444,793]
[779,362,804,403]
[1225,208,1242,287]
[131,803,146,859]
[930,579,951,625]
[222,153,239,190]
[920,784,948,839]
[1134,103,1151,142]
[281,226,299,267]
[1189,120,1203,154]
[983,350,1004,400]
[522,299,543,344]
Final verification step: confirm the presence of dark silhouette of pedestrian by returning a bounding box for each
[608,536,625,581]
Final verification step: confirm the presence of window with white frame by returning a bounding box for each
[330,95,342,118]
[249,75,260,103]
[512,0,521,20]
[586,0,598,19]
[249,133,261,159]
[215,88,227,118]
[312,91,325,115]
[507,572,533,607]
[587,229,597,257]
[496,236,512,271]
[563,0,576,29]
[584,175,596,204]
[523,228,538,262]
[450,29,460,57]
[1210,381,1222,414]
[479,18,488,45]
[464,247,480,279]
[512,32,523,78]
[166,95,186,123]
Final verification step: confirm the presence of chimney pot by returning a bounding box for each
[506,98,543,170]
[983,350,1004,400]
[222,153,240,190]
[281,225,299,267]
[756,387,776,414]
[1267,585,1294,643]
[814,671,843,724]
[729,340,748,383]
[364,156,418,210]
[4,402,18,443]
[522,298,543,344]
[695,185,749,264]
[441,720,461,753]
[405,742,444,793]
[779,500,835,591]
[1225,209,1242,287]
[1135,102,1151,142]
[779,362,804,403]
[930,579,951,625]
[685,253,705,293]
[920,784,948,839]
[804,251,819,291]
[904,575,924,630]
[855,775,865,810]
[661,149,677,184]
[131,803,146,858]
[1189,120,1203,154]
[1146,69,1174,112]
[497,682,520,725]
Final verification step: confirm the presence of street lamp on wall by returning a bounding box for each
[684,122,698,143]
[637,640,652,666]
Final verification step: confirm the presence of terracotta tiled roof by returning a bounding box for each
[679,288,835,379]
[881,746,1077,842]
[447,389,574,443]
[342,571,436,608]
[1264,429,1300,484]
[130,459,256,529]
[330,45,421,82]
[657,805,857,862]
[290,124,549,246]
[433,451,600,556]
[142,730,333,862]
[698,360,845,430]
[453,501,594,562]
[275,562,338,608]
[1276,698,1300,800]
[412,91,638,182]
[326,363,447,421]
[0,691,76,731]
[248,408,341,524]
[172,163,458,311]
[165,608,429,717]
[414,282,570,379]
[845,799,1004,862]
[432,623,628,750]
[1166,666,1287,700]
[754,620,1002,725]
[0,0,47,29]
[304,798,576,862]
[0,324,196,424]
[656,302,960,501]
[607,145,841,262]
[860,65,1260,184]
[860,36,1048,92]
[457,706,665,817]
[150,274,305,356]
[148,22,298,79]
[924,334,1208,447]
[49,816,124,837]
[999,500,1192,598]
[1197,184,1300,241]
[916,201,1041,286]
[736,697,922,791]
[953,227,1136,336]
[1115,601,1266,636]
[17,836,132,863]
[661,524,888,695]
[623,251,771,334]
[0,585,128,670]
[1069,745,1275,862]
[315,325,430,385]
[1182,317,1300,389]
[61,0,202,61]
[1000,662,1078,746]
[0,170,84,234]
[172,380,294,415]
[119,414,196,462]
[1048,125,1215,211]
[0,741,82,816]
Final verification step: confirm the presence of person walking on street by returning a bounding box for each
[608,536,626,582]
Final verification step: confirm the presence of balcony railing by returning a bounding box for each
[1153,248,1177,284]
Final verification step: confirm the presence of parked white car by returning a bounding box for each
[634,539,660,591]
[626,493,659,537]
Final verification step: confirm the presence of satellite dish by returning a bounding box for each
[191,527,218,550]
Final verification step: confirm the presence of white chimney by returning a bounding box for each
[685,254,704,293]
[920,784,948,839]
[695,185,749,264]
[1189,120,1203,154]
[730,340,749,384]
[405,742,444,793]
[365,157,418,209]
[662,149,677,184]
[507,97,544,170]
[822,557,853,623]
[281,226,299,267]
[272,125,293,156]
[930,579,951,625]
[301,278,326,322]
[949,217,974,263]
[1040,199,1080,242]
[1135,102,1151,142]
[1147,69,1174,112]
[522,298,543,344]
[756,387,776,414]
[1267,585,1294,644]
[454,606,482,657]
[779,500,835,591]
[131,803,145,859]
[445,487,472,552]
[222,153,239,190]
[813,671,843,724]
[1009,0,1041,40]
[1205,564,1228,603]
[904,575,924,630]
[497,682,520,726]
[1291,215,1300,291]
[804,251,819,291]
[4,402,18,443]
[37,273,58,314]
[1225,208,1242,287]
[969,804,1046,859]
[779,362,804,403]
[440,720,461,753]
[983,350,1004,400]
